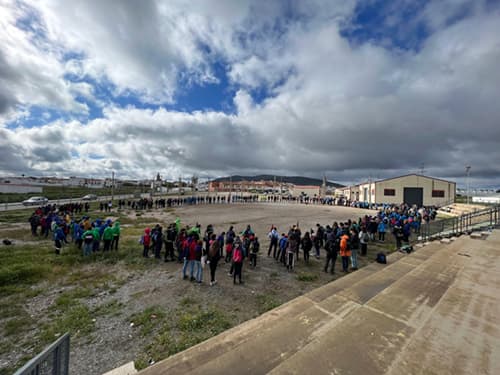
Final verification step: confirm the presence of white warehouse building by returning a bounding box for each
[342,174,456,207]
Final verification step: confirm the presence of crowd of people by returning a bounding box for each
[28,204,120,255]
[25,197,435,284]
[133,201,425,286]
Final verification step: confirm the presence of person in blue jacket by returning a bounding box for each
[54,224,68,254]
[377,219,386,242]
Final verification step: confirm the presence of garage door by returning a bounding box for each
[403,187,423,206]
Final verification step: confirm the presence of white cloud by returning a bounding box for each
[0,0,499,187]
[0,1,87,121]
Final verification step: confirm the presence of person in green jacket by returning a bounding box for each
[103,223,114,252]
[92,226,101,252]
[111,221,121,251]
[82,229,94,256]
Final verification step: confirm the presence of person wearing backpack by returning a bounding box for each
[360,227,369,256]
[164,224,176,262]
[53,224,67,255]
[249,237,260,268]
[74,223,83,250]
[301,232,313,264]
[111,221,121,251]
[92,225,101,252]
[324,236,337,274]
[286,234,297,272]
[267,226,279,258]
[153,226,163,259]
[208,234,220,286]
[102,222,114,252]
[141,228,151,258]
[225,241,233,264]
[194,239,203,284]
[232,242,244,284]
[339,231,351,273]
[278,233,288,265]
[82,228,94,256]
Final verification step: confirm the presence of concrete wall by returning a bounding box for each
[374,175,455,206]
[358,182,376,203]
[0,184,43,194]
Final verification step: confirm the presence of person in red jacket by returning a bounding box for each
[232,243,244,284]
[141,228,151,258]
[187,236,198,281]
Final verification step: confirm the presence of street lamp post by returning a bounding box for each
[466,166,471,205]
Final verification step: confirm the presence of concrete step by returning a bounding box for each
[386,231,500,375]
[266,237,477,375]
[138,296,316,375]
[267,304,414,375]
[102,362,137,375]
[137,233,493,375]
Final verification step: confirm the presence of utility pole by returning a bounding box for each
[111,171,115,202]
[466,166,471,205]
[420,163,425,175]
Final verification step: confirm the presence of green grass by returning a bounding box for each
[93,299,124,317]
[39,303,94,344]
[255,294,281,314]
[296,272,319,282]
[3,315,35,336]
[130,306,167,336]
[134,303,232,370]
[0,210,31,223]
[0,185,141,204]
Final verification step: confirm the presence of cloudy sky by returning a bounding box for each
[1,0,499,187]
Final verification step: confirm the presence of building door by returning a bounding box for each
[363,187,368,201]
[403,187,423,206]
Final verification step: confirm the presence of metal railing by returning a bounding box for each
[14,333,70,375]
[420,204,500,241]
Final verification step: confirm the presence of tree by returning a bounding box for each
[191,175,198,190]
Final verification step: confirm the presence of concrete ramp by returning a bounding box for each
[139,232,500,375]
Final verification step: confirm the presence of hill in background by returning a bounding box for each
[212,175,344,188]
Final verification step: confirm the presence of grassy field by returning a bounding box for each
[0,185,143,204]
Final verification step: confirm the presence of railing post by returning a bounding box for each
[53,344,60,375]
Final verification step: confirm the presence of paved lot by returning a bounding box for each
[140,230,500,375]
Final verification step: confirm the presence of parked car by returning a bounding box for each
[81,194,98,201]
[22,196,49,206]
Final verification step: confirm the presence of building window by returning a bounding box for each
[384,189,396,196]
[432,190,445,198]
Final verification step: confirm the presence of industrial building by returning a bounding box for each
[340,174,456,207]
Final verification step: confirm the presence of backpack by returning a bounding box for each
[251,241,260,253]
[84,233,94,244]
[376,252,387,264]
[325,239,334,254]
[209,241,220,258]
[400,245,413,254]
[233,248,243,263]
[362,233,369,243]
